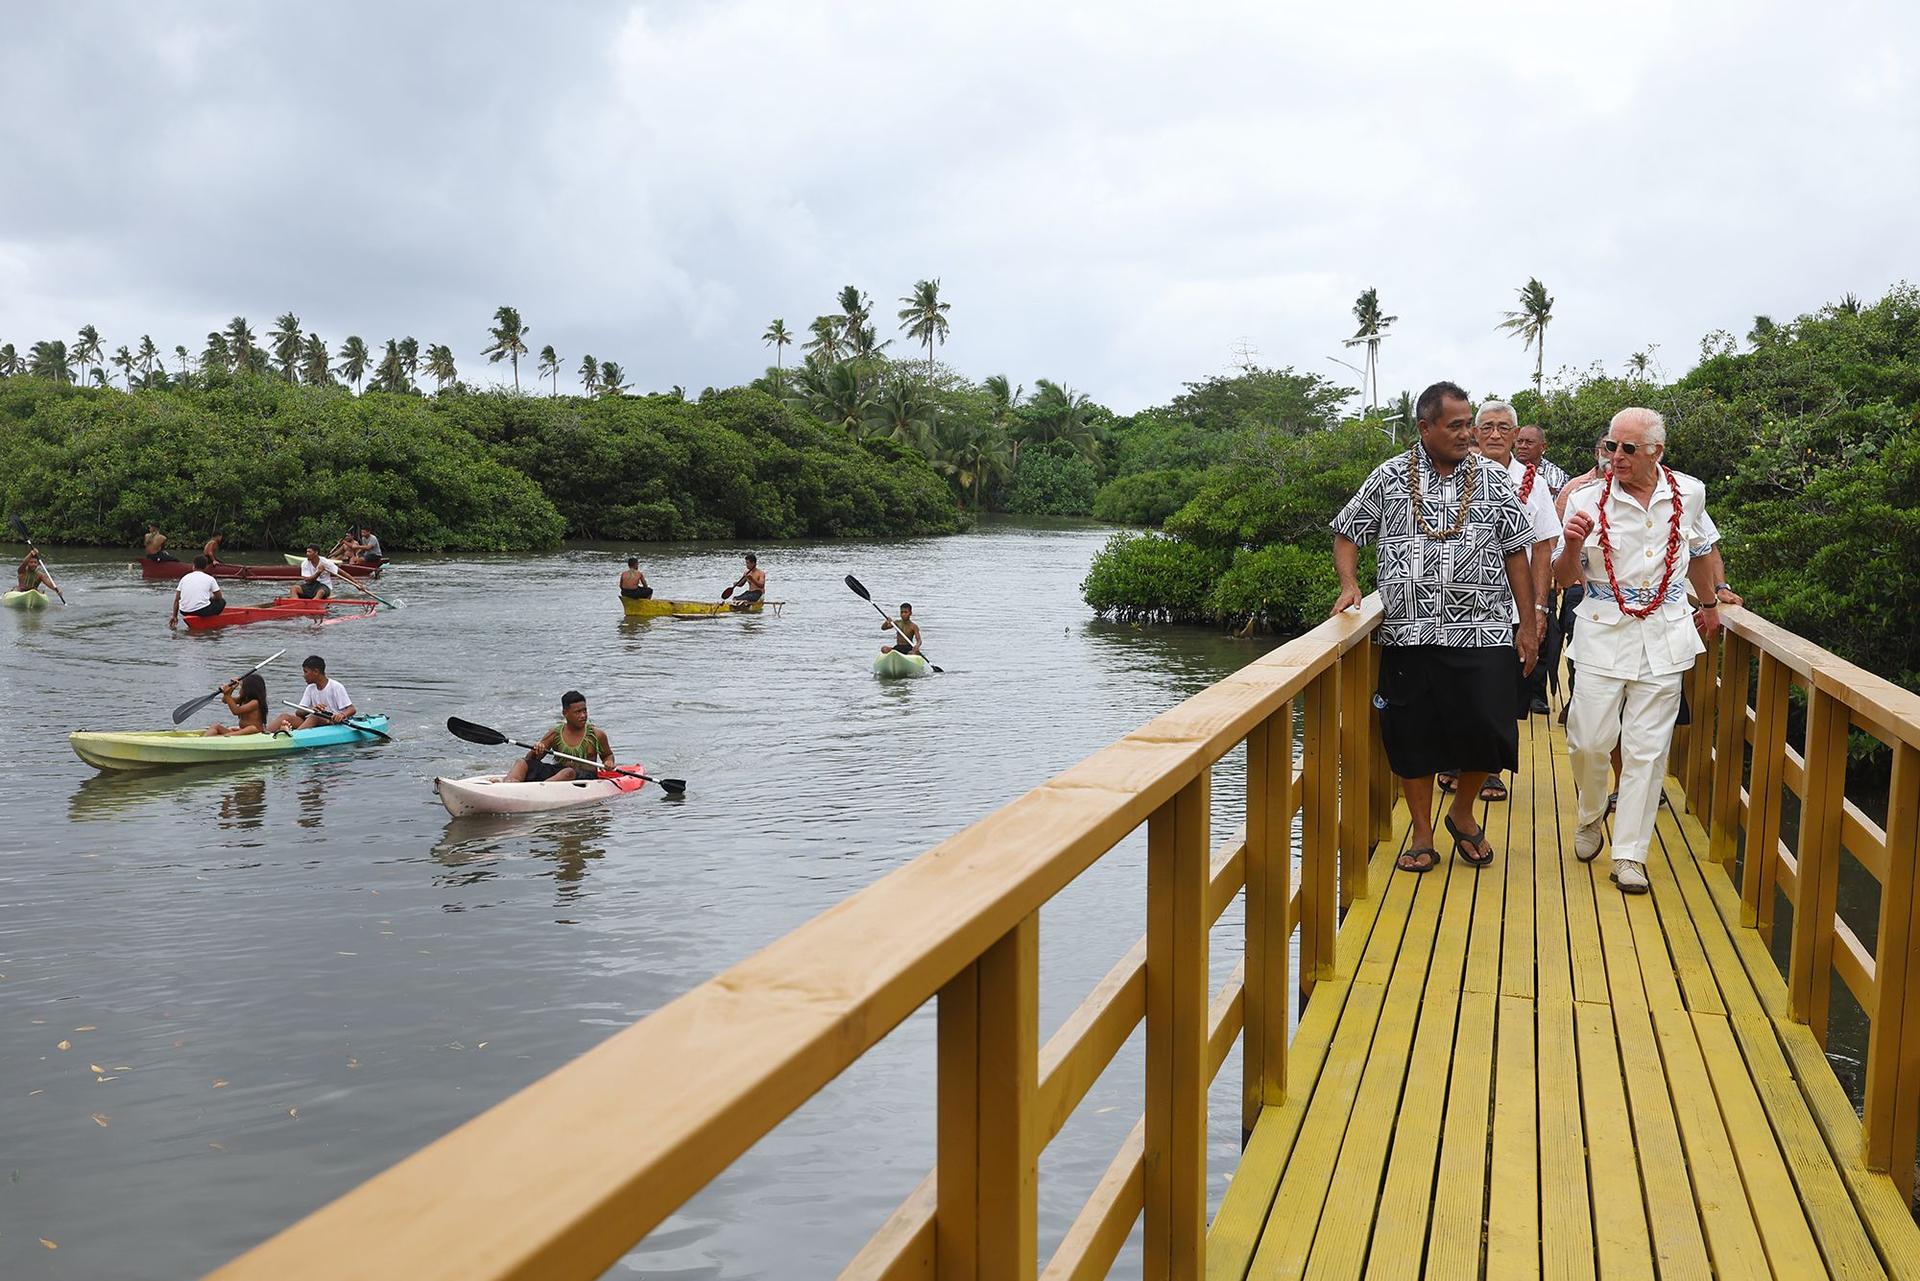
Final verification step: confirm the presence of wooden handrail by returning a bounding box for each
[212,602,1386,1280]
[1692,605,1920,1203]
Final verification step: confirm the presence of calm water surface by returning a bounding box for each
[1,522,1285,1279]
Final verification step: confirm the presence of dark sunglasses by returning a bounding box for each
[1600,439,1653,455]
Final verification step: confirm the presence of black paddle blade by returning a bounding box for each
[8,514,30,543]
[844,574,872,601]
[653,777,688,795]
[446,716,509,747]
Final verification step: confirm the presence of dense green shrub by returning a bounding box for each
[1004,448,1099,516]
[1091,468,1203,526]
[0,378,962,550]
[1164,425,1395,550]
[1080,532,1228,623]
[1203,544,1342,632]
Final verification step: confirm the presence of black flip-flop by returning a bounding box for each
[1444,814,1496,868]
[1437,771,1460,794]
[1479,776,1508,803]
[1397,846,1441,874]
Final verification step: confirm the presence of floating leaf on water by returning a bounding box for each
[89,1064,106,1075]
[337,952,358,957]
[212,1080,228,1089]
[73,1025,96,1032]
[114,1065,131,1072]
[56,1040,71,1051]
[346,1058,360,1069]
[91,1113,108,1127]
[41,1238,57,1250]
[29,1089,44,1096]
[288,1106,300,1118]
[209,1142,225,1151]
[96,1076,118,1082]
[476,1042,488,1050]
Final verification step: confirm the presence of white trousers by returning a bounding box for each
[1566,666,1685,866]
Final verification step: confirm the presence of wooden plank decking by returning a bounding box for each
[1208,712,1920,1280]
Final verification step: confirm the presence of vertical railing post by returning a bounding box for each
[1146,773,1209,1281]
[1741,654,1791,931]
[1243,702,1294,1139]
[1300,664,1339,1000]
[1368,642,1393,847]
[937,914,1038,1281]
[1338,640,1373,908]
[1710,629,1752,864]
[1683,650,1715,816]
[1864,741,1920,1203]
[1788,674,1849,1043]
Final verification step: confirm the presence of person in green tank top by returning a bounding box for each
[505,690,618,783]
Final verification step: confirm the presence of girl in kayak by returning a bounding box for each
[505,690,617,783]
[202,673,269,737]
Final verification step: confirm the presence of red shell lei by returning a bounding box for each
[1596,463,1685,619]
[1518,462,1537,503]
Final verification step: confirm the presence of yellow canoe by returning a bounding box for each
[620,596,783,618]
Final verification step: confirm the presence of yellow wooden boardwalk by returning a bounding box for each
[1209,712,1920,1281]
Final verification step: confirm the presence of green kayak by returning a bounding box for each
[871,651,930,679]
[69,716,391,771]
[4,589,49,610]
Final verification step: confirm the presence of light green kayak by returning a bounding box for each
[69,716,391,771]
[4,589,49,610]
[871,651,930,679]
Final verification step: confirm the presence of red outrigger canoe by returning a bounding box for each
[181,598,373,630]
[137,559,381,582]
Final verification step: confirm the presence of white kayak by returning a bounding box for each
[433,769,648,818]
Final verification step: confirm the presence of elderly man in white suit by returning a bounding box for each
[1554,407,1724,894]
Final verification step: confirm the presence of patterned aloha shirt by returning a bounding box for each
[1534,457,1571,496]
[1331,446,1534,648]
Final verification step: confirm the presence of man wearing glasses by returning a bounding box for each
[1330,381,1538,875]
[1555,408,1724,894]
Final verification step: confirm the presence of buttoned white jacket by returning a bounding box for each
[1563,468,1718,679]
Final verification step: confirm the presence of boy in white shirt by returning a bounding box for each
[168,555,225,628]
[265,655,358,732]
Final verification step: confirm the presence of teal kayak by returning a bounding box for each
[4,589,49,610]
[69,716,391,771]
[871,651,930,679]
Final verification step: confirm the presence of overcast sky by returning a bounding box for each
[3,1,1915,414]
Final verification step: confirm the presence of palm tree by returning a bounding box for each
[802,315,843,365]
[0,343,20,377]
[224,317,257,373]
[762,319,791,386]
[598,360,629,397]
[846,323,890,361]
[427,343,458,391]
[897,279,951,375]
[577,354,599,396]
[201,331,233,374]
[865,380,936,452]
[985,374,1025,467]
[1343,287,1397,414]
[136,335,160,384]
[173,345,191,377]
[270,313,303,381]
[398,337,421,385]
[1625,350,1652,380]
[301,334,334,386]
[335,335,371,392]
[933,419,1013,510]
[90,367,111,387]
[111,345,136,389]
[1837,293,1863,316]
[73,324,105,382]
[787,360,874,432]
[29,340,73,383]
[370,340,409,393]
[537,344,560,395]
[1497,277,1555,394]
[837,286,871,337]
[1021,379,1099,460]
[483,304,530,391]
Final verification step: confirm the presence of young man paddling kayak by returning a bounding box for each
[169,555,226,628]
[143,524,177,562]
[264,655,357,732]
[505,691,617,783]
[294,545,348,600]
[725,553,766,610]
[880,602,922,656]
[15,550,65,603]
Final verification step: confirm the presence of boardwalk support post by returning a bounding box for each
[1145,773,1208,1280]
[1244,703,1294,1139]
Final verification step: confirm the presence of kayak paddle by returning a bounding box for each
[281,701,395,743]
[9,514,68,604]
[445,716,687,794]
[172,649,285,724]
[844,574,941,672]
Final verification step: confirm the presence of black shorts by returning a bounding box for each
[183,599,225,618]
[524,757,571,783]
[297,579,332,600]
[146,552,179,563]
[621,585,654,599]
[734,589,764,604]
[1376,644,1522,780]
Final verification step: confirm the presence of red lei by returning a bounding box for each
[1517,462,1537,503]
[1596,464,1685,619]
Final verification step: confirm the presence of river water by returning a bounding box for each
[1,521,1283,1280]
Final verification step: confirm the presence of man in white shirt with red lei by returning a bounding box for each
[1330,381,1538,876]
[1556,407,1722,894]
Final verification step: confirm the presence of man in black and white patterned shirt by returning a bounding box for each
[1330,381,1539,874]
